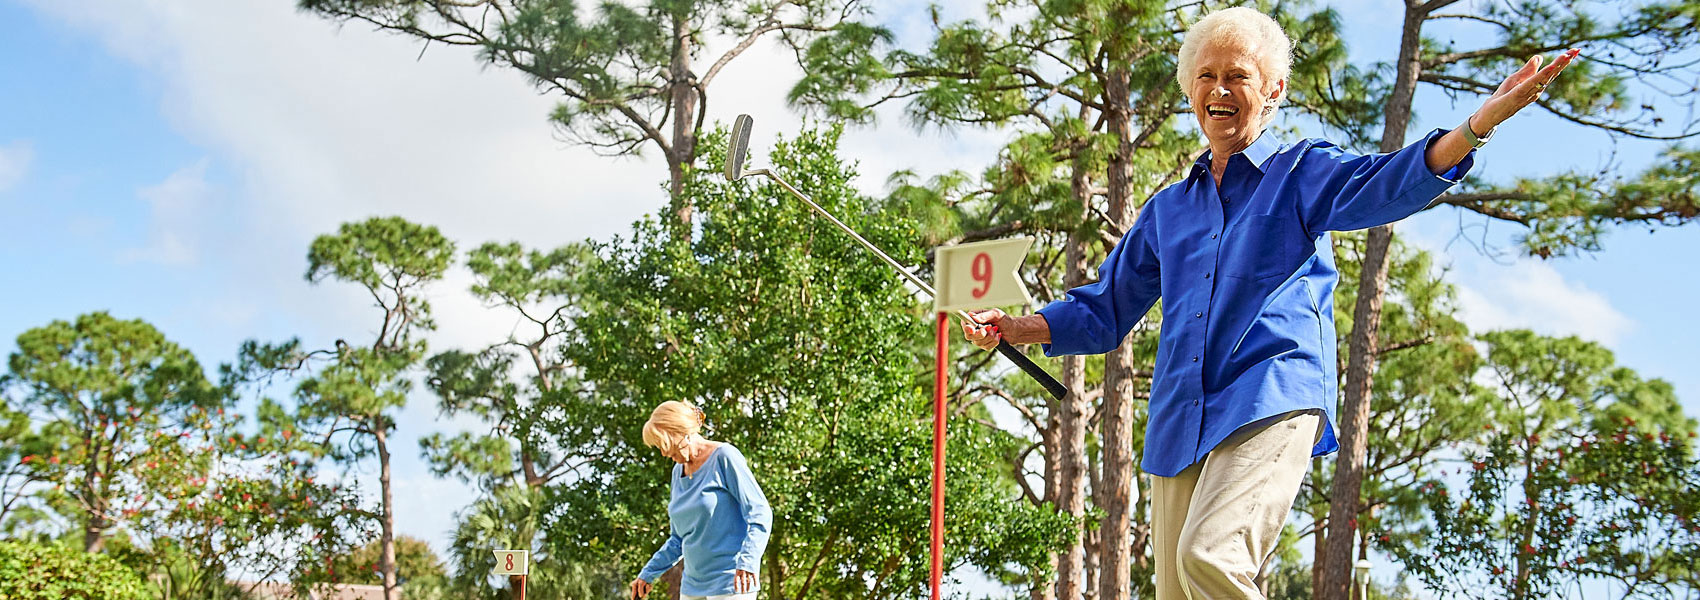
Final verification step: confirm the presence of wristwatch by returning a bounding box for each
[1460,115,1495,148]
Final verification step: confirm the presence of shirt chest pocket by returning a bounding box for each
[1223,214,1301,282]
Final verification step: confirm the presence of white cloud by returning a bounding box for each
[389,472,480,560]
[121,158,211,265]
[20,0,666,251]
[1450,258,1634,348]
[18,0,1006,563]
[0,140,33,193]
[1398,218,1637,349]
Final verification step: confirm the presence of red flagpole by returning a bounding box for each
[931,312,948,600]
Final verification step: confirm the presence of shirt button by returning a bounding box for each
[1195,312,1203,318]
[1192,356,1199,362]
[1204,272,1212,279]
[1210,233,1217,239]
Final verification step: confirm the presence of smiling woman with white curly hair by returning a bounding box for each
[964,6,1577,599]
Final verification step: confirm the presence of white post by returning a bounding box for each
[1353,558,1373,600]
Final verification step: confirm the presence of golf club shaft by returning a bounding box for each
[753,169,1070,401]
[759,170,938,296]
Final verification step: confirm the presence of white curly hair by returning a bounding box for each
[1175,7,1293,109]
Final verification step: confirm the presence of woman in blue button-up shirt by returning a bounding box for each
[964,7,1576,600]
[628,401,771,600]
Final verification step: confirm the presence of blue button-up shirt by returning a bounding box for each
[1037,129,1474,477]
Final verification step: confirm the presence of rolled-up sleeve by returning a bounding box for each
[1295,128,1476,233]
[1038,205,1162,357]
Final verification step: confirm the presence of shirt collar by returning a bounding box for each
[1191,132,1281,177]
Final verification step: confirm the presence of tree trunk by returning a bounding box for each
[1032,419,1062,600]
[1318,5,1426,600]
[377,422,399,600]
[1055,351,1088,600]
[1312,512,1327,595]
[82,512,108,553]
[82,460,108,553]
[1052,158,1094,600]
[1097,61,1139,600]
[668,11,699,231]
[1130,479,1152,573]
[1084,521,1101,600]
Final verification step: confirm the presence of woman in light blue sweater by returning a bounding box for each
[630,401,772,600]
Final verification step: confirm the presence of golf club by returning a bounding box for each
[726,114,1069,401]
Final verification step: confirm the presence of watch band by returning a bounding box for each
[1461,115,1495,148]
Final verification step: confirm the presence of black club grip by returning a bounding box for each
[994,340,1068,400]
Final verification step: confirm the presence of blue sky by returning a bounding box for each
[2,0,1695,594]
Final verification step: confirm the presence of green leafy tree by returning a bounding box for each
[533,123,1068,600]
[126,397,372,600]
[423,241,598,493]
[1262,553,1421,600]
[329,534,449,599]
[447,485,624,600]
[420,241,616,598]
[1315,3,1700,595]
[236,216,454,600]
[0,540,149,600]
[2,312,220,553]
[1389,331,1700,600]
[297,0,874,234]
[0,404,44,531]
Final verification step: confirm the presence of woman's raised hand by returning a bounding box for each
[1471,49,1580,133]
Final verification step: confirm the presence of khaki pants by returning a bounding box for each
[1152,411,1321,600]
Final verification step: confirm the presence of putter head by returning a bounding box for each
[726,114,754,180]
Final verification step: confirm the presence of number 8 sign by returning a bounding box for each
[933,237,1036,313]
[493,550,529,576]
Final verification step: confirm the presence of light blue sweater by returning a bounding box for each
[637,444,772,596]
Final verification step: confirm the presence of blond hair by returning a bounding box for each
[1175,7,1292,110]
[643,401,707,462]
